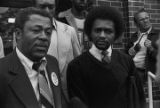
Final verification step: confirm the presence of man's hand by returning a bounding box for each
[128,46,136,56]
[144,39,154,51]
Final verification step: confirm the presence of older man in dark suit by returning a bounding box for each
[0,7,66,108]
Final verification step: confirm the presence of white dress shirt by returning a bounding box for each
[16,48,51,101]
[89,44,112,62]
[133,27,152,69]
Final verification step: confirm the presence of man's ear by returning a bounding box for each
[14,28,22,41]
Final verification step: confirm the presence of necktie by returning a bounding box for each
[33,61,54,108]
[101,50,110,63]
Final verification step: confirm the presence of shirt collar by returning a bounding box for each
[89,44,112,61]
[52,18,57,30]
[16,47,47,71]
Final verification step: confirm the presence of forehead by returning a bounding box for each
[93,19,114,29]
[137,12,149,18]
[25,14,52,28]
[36,0,55,5]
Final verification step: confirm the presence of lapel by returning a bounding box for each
[8,50,39,108]
[147,28,153,40]
[56,20,67,37]
[147,28,157,40]
[64,9,78,33]
[146,28,159,52]
[131,32,139,43]
[55,20,70,72]
[46,56,62,108]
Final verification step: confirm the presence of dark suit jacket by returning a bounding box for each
[0,50,67,108]
[125,28,160,73]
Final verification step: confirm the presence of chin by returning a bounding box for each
[95,42,110,51]
[33,53,46,61]
[96,45,108,51]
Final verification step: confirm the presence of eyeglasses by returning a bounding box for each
[139,16,150,22]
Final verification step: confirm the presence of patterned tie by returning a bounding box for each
[101,50,111,63]
[32,61,54,108]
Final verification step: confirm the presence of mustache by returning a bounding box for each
[97,37,109,42]
[95,38,111,50]
[35,41,50,47]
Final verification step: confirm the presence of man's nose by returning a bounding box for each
[144,17,149,22]
[44,7,50,13]
[100,31,106,37]
[40,31,48,39]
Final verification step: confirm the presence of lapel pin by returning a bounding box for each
[51,72,59,86]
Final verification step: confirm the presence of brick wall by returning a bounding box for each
[95,0,160,49]
[128,0,160,34]
[125,0,160,105]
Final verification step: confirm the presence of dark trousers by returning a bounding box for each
[136,68,147,84]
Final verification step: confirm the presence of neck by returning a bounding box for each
[139,26,151,33]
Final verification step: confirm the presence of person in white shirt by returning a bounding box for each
[58,0,93,51]
[126,8,160,83]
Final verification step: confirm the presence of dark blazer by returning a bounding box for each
[0,50,67,108]
[125,28,160,73]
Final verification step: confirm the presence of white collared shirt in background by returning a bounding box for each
[133,27,152,69]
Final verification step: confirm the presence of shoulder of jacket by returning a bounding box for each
[56,20,75,31]
[58,9,71,18]
[46,55,59,65]
[46,54,57,61]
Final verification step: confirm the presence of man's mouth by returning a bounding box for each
[35,44,48,50]
[95,39,110,50]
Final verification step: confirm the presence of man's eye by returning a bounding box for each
[39,5,46,9]
[45,29,52,36]
[95,29,101,33]
[105,30,113,34]
[33,29,40,33]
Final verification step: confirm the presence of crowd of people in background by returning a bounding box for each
[57,0,92,51]
[0,0,160,108]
